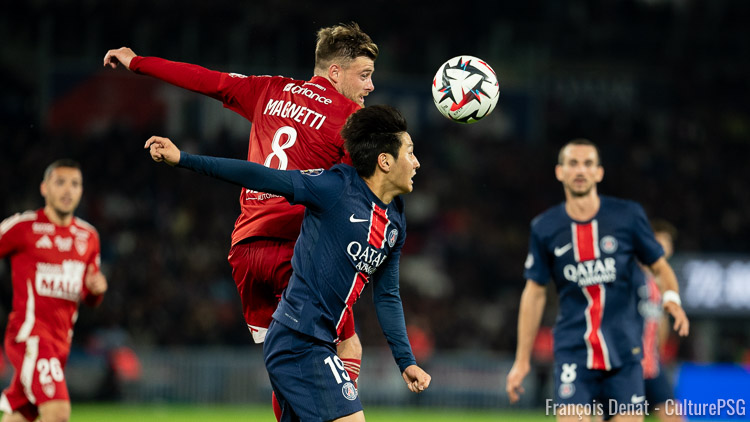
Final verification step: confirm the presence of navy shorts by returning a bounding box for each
[645,369,673,406]
[554,360,645,412]
[264,320,362,421]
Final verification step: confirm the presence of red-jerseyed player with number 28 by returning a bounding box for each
[0,159,107,422]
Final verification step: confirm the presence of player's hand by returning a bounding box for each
[103,47,137,70]
[664,301,690,337]
[145,136,181,166]
[506,360,530,404]
[402,365,430,393]
[85,264,108,295]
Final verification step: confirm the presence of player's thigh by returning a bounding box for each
[38,399,70,422]
[553,361,600,405]
[337,332,361,360]
[2,337,70,419]
[644,371,673,408]
[0,410,32,422]
[264,322,362,421]
[602,362,646,419]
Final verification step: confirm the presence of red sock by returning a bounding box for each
[341,358,361,388]
[272,391,282,421]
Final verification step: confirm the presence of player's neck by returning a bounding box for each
[44,206,74,227]
[363,175,396,205]
[564,192,600,222]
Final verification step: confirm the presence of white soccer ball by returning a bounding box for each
[431,55,500,124]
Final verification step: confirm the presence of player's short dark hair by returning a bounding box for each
[651,219,678,240]
[558,138,602,166]
[341,105,407,178]
[315,22,378,72]
[43,159,81,181]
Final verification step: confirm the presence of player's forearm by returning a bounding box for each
[373,262,417,372]
[177,152,294,198]
[650,257,680,293]
[514,281,546,363]
[375,296,417,373]
[130,56,224,101]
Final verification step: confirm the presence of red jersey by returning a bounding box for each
[130,57,359,245]
[0,209,103,350]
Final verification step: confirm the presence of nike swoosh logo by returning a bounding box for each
[631,394,646,403]
[349,214,369,223]
[554,243,573,257]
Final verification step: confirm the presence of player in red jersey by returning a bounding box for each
[0,159,108,422]
[103,23,376,417]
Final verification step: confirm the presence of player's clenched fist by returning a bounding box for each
[145,136,181,166]
[402,365,431,393]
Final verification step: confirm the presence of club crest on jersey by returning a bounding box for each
[300,168,324,176]
[43,382,56,398]
[387,229,398,247]
[558,382,575,399]
[342,382,358,401]
[75,238,88,256]
[600,236,618,254]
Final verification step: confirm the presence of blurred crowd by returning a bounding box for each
[1,0,748,360]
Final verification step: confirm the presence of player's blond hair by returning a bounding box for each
[314,22,378,73]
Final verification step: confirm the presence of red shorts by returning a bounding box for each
[1,335,70,421]
[228,238,356,343]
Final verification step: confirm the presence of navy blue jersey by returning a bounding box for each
[177,153,416,372]
[524,196,663,370]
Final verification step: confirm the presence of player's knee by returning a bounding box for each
[39,400,71,422]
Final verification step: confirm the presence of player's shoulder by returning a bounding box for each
[72,216,99,237]
[0,210,39,235]
[530,202,566,230]
[600,195,645,216]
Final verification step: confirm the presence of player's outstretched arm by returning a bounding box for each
[103,47,137,70]
[649,257,690,337]
[401,365,431,393]
[144,136,295,198]
[506,279,547,404]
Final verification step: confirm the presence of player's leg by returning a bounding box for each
[337,311,362,388]
[228,240,277,343]
[37,400,70,422]
[552,361,601,422]
[645,371,682,422]
[0,411,31,422]
[603,362,646,422]
[264,321,363,422]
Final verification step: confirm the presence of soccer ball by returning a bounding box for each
[432,55,499,124]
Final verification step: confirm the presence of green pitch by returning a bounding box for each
[69,403,551,421]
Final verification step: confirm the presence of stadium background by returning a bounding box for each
[1,0,749,419]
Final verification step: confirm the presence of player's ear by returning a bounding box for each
[40,180,48,198]
[554,164,564,182]
[595,166,604,182]
[378,153,390,172]
[328,63,341,84]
